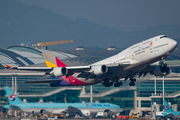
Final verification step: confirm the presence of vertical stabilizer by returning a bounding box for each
[42,51,67,67]
[4,86,23,105]
[3,65,11,69]
[163,100,174,113]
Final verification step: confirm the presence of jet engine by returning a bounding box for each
[53,67,68,77]
[153,63,171,76]
[80,110,91,117]
[92,65,108,76]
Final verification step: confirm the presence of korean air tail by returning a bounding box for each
[163,100,174,113]
[42,51,67,67]
[4,86,23,105]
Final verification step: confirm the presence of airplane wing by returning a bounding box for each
[66,106,81,114]
[12,62,130,78]
[40,109,49,114]
[11,67,52,71]
[66,63,130,78]
[24,79,63,84]
[51,106,81,116]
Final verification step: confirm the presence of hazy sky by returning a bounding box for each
[17,0,180,32]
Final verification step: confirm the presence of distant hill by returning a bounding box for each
[0,0,180,50]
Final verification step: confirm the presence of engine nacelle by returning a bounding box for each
[53,67,68,77]
[153,64,171,76]
[81,110,91,117]
[92,65,108,76]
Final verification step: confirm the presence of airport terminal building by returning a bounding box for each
[1,46,180,115]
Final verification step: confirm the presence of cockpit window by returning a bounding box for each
[160,36,167,39]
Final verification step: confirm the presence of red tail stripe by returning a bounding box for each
[55,57,67,67]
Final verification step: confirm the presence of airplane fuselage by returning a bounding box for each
[4,103,121,115]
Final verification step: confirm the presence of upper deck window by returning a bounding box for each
[160,36,167,39]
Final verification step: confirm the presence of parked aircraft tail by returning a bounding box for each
[4,86,23,105]
[42,51,67,67]
[163,100,174,113]
[3,65,11,69]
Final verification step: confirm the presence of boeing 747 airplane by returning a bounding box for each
[15,35,177,87]
[4,86,122,117]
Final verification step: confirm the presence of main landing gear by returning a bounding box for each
[102,78,123,87]
[129,78,136,86]
[114,81,122,87]
[102,78,112,87]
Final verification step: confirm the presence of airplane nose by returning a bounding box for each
[171,40,177,48]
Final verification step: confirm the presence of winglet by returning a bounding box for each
[163,100,174,113]
[42,51,67,67]
[4,86,23,105]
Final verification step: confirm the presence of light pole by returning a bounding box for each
[163,76,164,101]
[90,85,93,103]
[154,76,156,96]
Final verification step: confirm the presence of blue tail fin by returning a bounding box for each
[163,100,174,112]
[4,86,23,105]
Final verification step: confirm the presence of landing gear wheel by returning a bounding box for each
[110,82,113,86]
[105,83,110,87]
[129,82,135,86]
[114,82,117,87]
[119,82,122,86]
[129,77,136,86]
[114,81,122,87]
[103,78,113,87]
[132,82,135,86]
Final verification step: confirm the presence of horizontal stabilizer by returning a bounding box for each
[24,79,63,84]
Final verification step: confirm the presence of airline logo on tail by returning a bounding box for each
[10,94,16,101]
[166,105,169,110]
[3,65,11,69]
